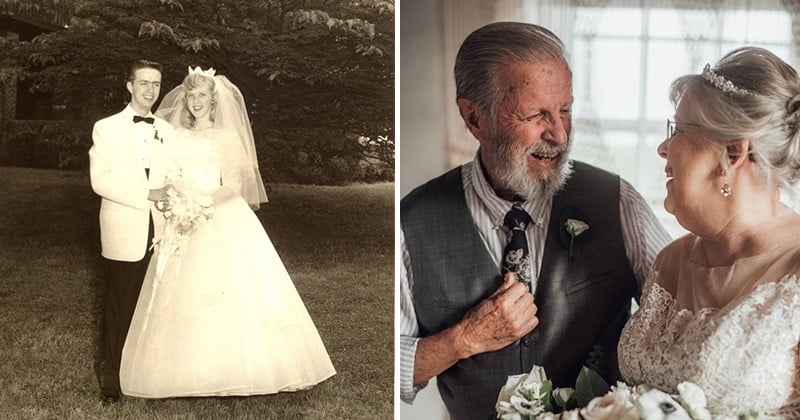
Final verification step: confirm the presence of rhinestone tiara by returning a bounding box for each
[701,64,752,97]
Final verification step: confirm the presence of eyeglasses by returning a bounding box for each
[666,118,757,161]
[666,119,677,139]
[666,119,703,139]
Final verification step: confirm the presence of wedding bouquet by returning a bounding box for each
[495,365,759,420]
[152,184,214,277]
[160,186,214,236]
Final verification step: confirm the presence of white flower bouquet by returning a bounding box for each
[495,365,757,420]
[161,186,214,236]
[152,183,214,277]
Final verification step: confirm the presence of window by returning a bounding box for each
[567,2,796,238]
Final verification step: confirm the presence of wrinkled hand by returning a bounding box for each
[456,272,539,357]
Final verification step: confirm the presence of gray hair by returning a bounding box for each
[454,22,569,119]
[670,47,800,201]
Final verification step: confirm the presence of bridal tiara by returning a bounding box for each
[187,66,218,91]
[188,66,216,78]
[701,64,752,97]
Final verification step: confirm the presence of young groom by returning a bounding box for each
[88,59,178,404]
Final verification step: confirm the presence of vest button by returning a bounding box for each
[521,337,532,347]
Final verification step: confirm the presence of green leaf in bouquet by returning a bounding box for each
[539,379,554,412]
[573,366,610,407]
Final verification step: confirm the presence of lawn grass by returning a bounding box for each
[0,167,394,419]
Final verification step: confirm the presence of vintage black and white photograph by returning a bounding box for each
[0,0,393,418]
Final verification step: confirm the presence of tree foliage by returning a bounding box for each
[0,0,394,183]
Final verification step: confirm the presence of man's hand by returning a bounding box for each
[148,185,171,202]
[148,185,174,212]
[411,272,539,387]
[454,272,539,358]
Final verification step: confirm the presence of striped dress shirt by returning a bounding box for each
[399,155,672,403]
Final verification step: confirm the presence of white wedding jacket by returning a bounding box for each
[89,105,178,262]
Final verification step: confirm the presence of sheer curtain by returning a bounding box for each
[399,1,799,418]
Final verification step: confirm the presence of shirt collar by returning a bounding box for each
[124,104,154,119]
[468,150,550,229]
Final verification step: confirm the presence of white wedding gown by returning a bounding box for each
[619,234,800,419]
[120,127,335,397]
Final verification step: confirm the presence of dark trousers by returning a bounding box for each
[98,217,153,393]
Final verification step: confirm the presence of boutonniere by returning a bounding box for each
[565,219,589,257]
[558,207,590,258]
[153,128,164,144]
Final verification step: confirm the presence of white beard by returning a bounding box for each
[484,131,573,200]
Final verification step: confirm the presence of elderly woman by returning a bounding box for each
[618,47,800,418]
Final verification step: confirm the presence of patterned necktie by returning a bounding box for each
[501,203,533,287]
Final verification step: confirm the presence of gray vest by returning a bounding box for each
[400,161,637,420]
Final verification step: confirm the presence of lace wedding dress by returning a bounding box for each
[119,127,335,397]
[618,234,800,419]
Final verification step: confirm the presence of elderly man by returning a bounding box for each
[399,22,671,420]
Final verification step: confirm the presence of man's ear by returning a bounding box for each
[457,98,488,142]
[726,139,750,169]
[126,81,134,95]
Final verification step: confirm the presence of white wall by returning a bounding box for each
[399,0,450,198]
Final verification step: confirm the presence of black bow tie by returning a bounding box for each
[133,115,155,124]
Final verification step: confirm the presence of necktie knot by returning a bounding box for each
[133,115,155,124]
[503,203,532,232]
